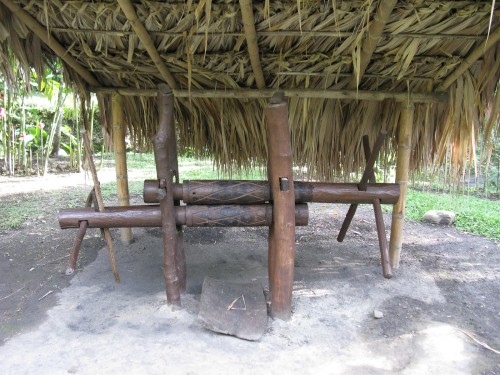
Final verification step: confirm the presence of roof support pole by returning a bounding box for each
[348,0,398,89]
[117,0,178,89]
[111,94,133,245]
[436,26,500,91]
[239,0,266,89]
[266,95,295,320]
[154,85,184,306]
[0,0,100,87]
[389,103,414,268]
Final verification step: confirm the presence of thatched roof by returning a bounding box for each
[0,0,499,179]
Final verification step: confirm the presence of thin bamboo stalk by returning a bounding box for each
[116,0,178,90]
[389,103,414,268]
[82,128,120,283]
[112,94,133,244]
[436,26,500,91]
[239,0,266,89]
[48,27,488,40]
[90,87,448,103]
[348,0,398,89]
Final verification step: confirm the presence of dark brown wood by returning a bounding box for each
[336,205,358,243]
[338,131,387,242]
[266,96,295,321]
[358,130,387,191]
[373,198,392,278]
[81,128,120,283]
[336,132,393,278]
[65,220,88,276]
[155,84,181,305]
[58,204,309,229]
[143,180,400,205]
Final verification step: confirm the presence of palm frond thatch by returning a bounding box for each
[0,0,498,180]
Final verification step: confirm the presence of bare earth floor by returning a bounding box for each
[0,172,499,375]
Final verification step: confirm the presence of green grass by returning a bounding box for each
[403,189,500,240]
[0,188,89,229]
[0,197,40,229]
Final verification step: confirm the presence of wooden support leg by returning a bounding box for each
[389,104,414,268]
[65,220,88,275]
[112,94,133,245]
[337,131,386,242]
[81,128,120,283]
[266,94,295,320]
[373,199,392,278]
[338,132,392,278]
[155,84,181,305]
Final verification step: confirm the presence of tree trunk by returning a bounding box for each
[49,113,63,158]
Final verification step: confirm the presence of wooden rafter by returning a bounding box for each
[116,0,178,90]
[348,0,398,89]
[239,0,266,89]
[0,0,100,87]
[436,26,500,91]
[48,27,489,41]
[91,87,447,103]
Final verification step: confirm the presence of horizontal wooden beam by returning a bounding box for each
[276,71,438,83]
[49,27,488,41]
[436,26,500,91]
[87,67,439,83]
[91,87,447,103]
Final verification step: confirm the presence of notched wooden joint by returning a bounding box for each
[279,177,289,192]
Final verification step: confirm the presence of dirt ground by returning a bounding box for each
[0,169,499,374]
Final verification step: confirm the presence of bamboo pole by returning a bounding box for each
[82,129,120,283]
[337,131,387,242]
[90,87,448,103]
[0,0,99,87]
[49,27,487,41]
[389,103,414,268]
[112,94,133,244]
[436,26,500,91]
[266,94,295,321]
[348,0,398,89]
[239,0,266,89]
[116,0,178,90]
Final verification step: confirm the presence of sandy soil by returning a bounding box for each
[0,170,499,374]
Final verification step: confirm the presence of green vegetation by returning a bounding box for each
[404,189,500,240]
[0,197,39,229]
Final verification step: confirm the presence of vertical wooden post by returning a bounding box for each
[266,94,295,320]
[389,103,414,268]
[154,84,183,306]
[112,94,133,244]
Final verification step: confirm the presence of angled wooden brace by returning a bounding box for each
[337,130,392,278]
